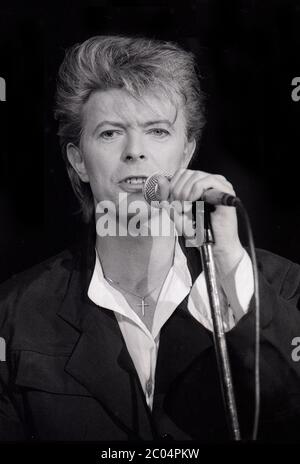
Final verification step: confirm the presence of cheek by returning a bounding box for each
[160,138,186,166]
[83,144,112,180]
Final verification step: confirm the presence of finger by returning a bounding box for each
[158,200,170,210]
[188,175,236,202]
[157,175,171,201]
[170,169,194,200]
[213,174,235,193]
[177,171,210,200]
[169,169,236,202]
[169,169,221,201]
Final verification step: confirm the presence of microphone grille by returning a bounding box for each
[143,173,172,207]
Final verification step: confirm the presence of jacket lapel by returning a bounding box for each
[57,230,154,440]
[63,307,154,440]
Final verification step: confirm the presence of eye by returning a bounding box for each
[99,130,121,139]
[148,128,170,137]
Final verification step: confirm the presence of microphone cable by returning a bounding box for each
[235,198,260,441]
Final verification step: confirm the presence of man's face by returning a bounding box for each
[68,88,196,210]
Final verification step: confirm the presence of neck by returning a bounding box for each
[95,233,176,294]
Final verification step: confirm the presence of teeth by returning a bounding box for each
[125,177,146,184]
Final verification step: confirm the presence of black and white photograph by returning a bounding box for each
[1,0,300,455]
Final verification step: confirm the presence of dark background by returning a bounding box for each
[0,0,300,283]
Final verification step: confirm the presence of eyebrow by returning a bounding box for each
[141,119,173,127]
[92,119,173,135]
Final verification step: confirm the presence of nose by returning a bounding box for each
[122,133,146,162]
[125,153,146,161]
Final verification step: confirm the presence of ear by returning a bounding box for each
[182,138,196,168]
[66,143,90,183]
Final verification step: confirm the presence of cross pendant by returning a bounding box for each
[138,298,149,316]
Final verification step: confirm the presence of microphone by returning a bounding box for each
[143,173,239,207]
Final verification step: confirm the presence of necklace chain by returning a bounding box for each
[105,276,161,316]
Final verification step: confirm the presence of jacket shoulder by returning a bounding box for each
[255,248,300,299]
[0,249,75,333]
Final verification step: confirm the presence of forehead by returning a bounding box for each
[81,88,186,130]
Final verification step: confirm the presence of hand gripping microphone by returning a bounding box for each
[143,173,240,207]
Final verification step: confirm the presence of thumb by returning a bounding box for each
[157,175,170,201]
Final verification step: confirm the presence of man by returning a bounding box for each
[0,35,300,442]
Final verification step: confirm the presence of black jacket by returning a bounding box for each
[1,237,300,442]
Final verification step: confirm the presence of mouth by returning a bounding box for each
[118,175,148,193]
[119,176,148,185]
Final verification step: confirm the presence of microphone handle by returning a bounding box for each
[201,188,239,207]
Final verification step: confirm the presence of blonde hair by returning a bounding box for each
[55,35,205,222]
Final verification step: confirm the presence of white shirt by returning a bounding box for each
[88,240,254,409]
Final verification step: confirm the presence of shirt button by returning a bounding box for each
[146,379,153,397]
